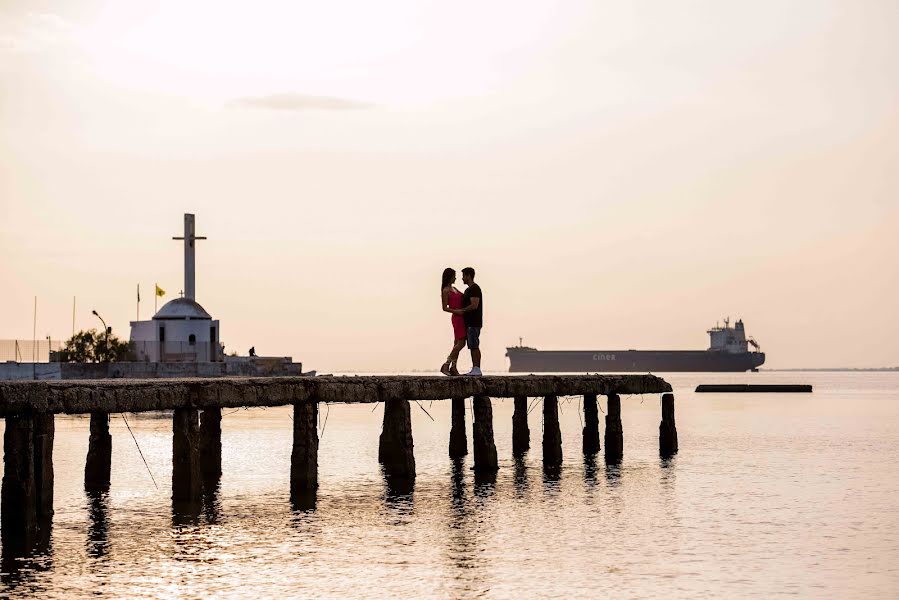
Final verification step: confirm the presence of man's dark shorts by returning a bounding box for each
[467,327,481,350]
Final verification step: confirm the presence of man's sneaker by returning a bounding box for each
[464,367,483,377]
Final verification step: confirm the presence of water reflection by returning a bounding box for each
[583,454,598,491]
[86,489,110,559]
[202,480,223,524]
[290,489,317,513]
[542,466,561,494]
[1,518,52,589]
[171,498,203,527]
[382,467,414,517]
[513,457,529,498]
[472,469,496,498]
[604,462,622,487]
[443,458,488,595]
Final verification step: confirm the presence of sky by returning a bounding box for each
[1,0,897,370]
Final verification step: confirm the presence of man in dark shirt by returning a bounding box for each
[459,267,483,376]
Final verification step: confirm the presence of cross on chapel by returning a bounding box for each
[172,214,206,301]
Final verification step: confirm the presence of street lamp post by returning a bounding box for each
[92,310,109,363]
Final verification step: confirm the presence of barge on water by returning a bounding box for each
[507,318,765,373]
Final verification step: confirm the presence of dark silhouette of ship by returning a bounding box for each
[506,318,765,373]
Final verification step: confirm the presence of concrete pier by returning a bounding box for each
[582,393,600,455]
[604,394,623,462]
[199,407,222,481]
[172,408,201,503]
[84,412,111,491]
[378,399,415,479]
[290,401,319,492]
[472,395,498,472]
[0,374,672,553]
[659,393,678,455]
[512,395,529,456]
[543,396,563,468]
[448,397,467,458]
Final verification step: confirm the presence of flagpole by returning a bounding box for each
[137,284,140,321]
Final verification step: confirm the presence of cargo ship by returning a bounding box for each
[506,318,765,373]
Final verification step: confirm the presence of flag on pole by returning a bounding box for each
[155,284,165,297]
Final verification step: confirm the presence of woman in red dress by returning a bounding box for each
[440,267,466,376]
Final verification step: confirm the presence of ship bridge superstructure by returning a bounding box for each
[707,318,758,354]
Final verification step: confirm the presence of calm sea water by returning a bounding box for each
[1,372,898,598]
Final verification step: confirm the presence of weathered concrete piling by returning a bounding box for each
[582,393,600,455]
[199,407,222,481]
[291,401,318,492]
[2,415,37,547]
[84,412,111,491]
[472,395,498,472]
[542,396,562,468]
[33,413,54,522]
[448,397,467,458]
[604,394,624,462]
[512,395,529,456]
[172,408,201,503]
[378,399,415,479]
[659,393,678,455]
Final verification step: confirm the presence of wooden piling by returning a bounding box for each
[659,393,678,455]
[199,407,222,481]
[582,393,600,455]
[378,399,415,479]
[604,394,623,462]
[172,408,202,503]
[472,395,498,472]
[512,395,529,456]
[2,414,37,548]
[448,397,468,458]
[33,413,54,520]
[290,401,319,492]
[84,412,111,491]
[543,395,563,468]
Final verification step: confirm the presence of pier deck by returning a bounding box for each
[1,374,676,557]
[0,374,670,414]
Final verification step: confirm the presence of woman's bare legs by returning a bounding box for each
[442,339,467,376]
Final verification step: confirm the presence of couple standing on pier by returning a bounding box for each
[440,267,483,377]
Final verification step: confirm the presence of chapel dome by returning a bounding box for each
[152,298,212,320]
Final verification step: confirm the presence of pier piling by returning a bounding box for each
[448,397,467,458]
[582,393,600,455]
[659,393,678,456]
[2,414,37,548]
[472,395,498,472]
[512,395,529,456]
[84,412,111,491]
[172,408,202,503]
[604,394,623,462]
[33,413,54,521]
[199,407,222,482]
[378,399,415,479]
[543,396,563,468]
[291,401,319,492]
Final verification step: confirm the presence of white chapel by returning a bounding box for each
[129,214,222,363]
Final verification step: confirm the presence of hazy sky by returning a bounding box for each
[1,0,897,370]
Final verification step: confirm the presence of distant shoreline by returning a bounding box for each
[762,367,898,372]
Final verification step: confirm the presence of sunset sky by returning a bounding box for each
[1,0,897,370]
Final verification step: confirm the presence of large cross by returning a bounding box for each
[172,214,206,301]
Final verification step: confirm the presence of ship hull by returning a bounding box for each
[506,349,765,373]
